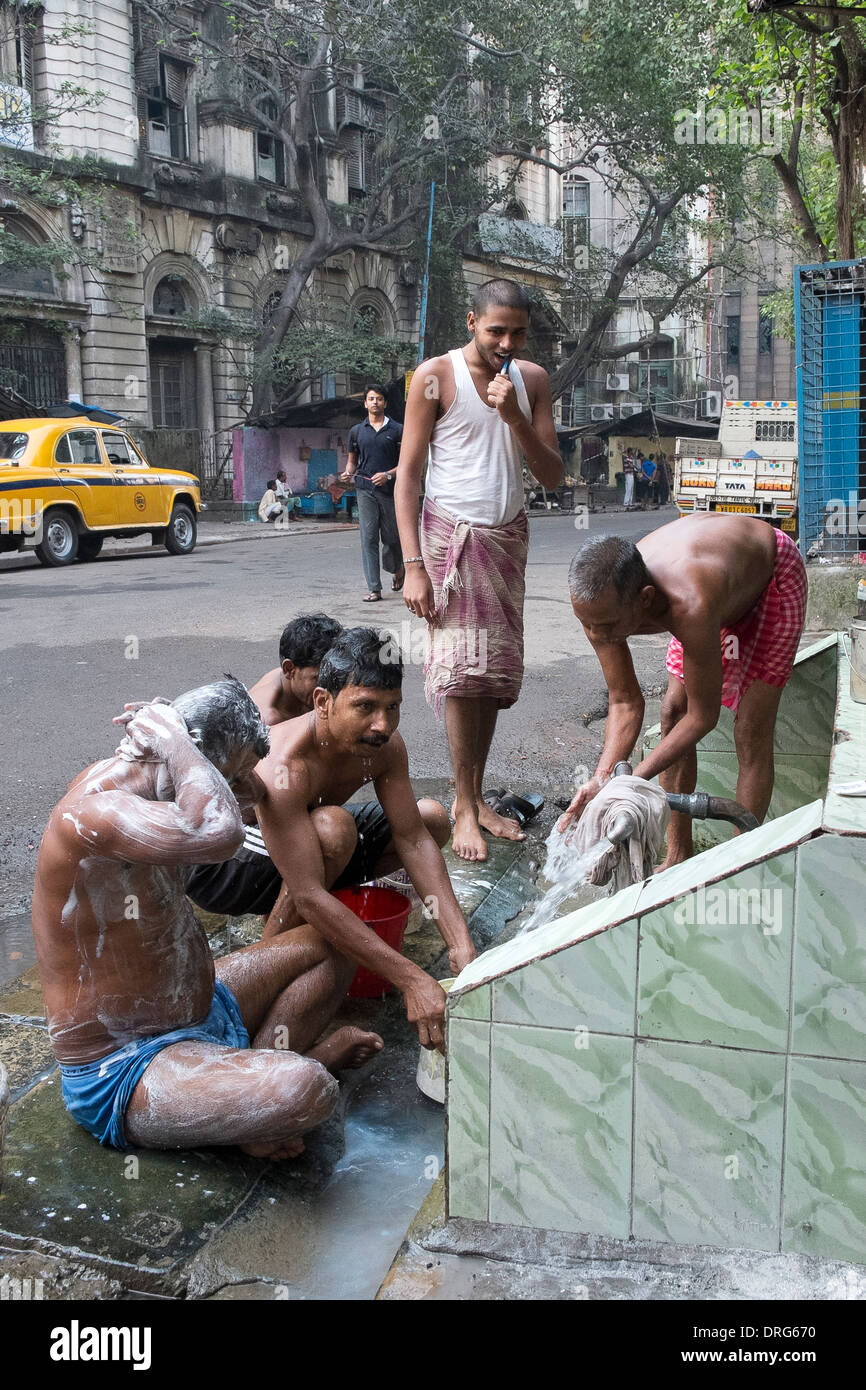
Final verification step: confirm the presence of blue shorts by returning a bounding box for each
[59,981,250,1151]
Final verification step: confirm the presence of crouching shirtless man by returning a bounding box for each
[246,626,477,1053]
[32,678,380,1158]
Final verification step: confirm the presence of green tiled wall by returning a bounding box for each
[823,646,866,834]
[632,1040,786,1251]
[447,830,866,1263]
[489,1025,633,1238]
[643,637,836,847]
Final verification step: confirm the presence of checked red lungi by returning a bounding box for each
[665,527,807,714]
[420,494,528,718]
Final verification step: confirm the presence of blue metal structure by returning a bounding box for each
[794,258,866,558]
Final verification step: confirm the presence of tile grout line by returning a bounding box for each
[628,915,642,1240]
[486,1012,492,1225]
[777,844,799,1254]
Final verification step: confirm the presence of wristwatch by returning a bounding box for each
[386,472,394,482]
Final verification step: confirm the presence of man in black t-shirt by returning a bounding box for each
[341,384,404,602]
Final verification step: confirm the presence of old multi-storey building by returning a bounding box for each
[0,0,421,489]
[0,1,726,497]
[555,147,712,433]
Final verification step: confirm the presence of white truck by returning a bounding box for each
[674,399,798,538]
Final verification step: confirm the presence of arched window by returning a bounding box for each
[152,276,188,317]
[347,297,395,394]
[0,320,67,406]
[0,224,58,297]
[353,302,384,336]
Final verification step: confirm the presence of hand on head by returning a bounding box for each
[114,701,188,763]
[112,696,172,729]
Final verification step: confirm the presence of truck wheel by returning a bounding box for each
[77,535,104,562]
[35,510,79,567]
[164,504,197,555]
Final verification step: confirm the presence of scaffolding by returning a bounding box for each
[794,258,866,559]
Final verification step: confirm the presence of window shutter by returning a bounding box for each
[133,8,161,92]
[162,56,190,107]
[345,129,363,190]
[17,8,33,92]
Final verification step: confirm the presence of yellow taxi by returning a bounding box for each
[0,415,203,567]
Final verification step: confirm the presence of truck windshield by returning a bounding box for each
[0,432,28,461]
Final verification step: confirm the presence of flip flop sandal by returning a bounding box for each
[362,592,382,602]
[482,788,506,810]
[392,569,406,591]
[496,792,545,827]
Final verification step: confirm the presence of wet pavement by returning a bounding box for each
[0,817,548,1300]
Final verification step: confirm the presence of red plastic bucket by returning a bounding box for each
[333,885,412,998]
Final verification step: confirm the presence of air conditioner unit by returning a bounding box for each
[606,373,629,392]
[590,405,614,422]
[702,391,722,418]
[619,401,642,418]
[336,89,384,130]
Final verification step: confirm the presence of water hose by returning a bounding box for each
[611,762,759,833]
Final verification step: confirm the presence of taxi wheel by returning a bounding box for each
[35,510,79,567]
[164,504,197,555]
[77,535,104,562]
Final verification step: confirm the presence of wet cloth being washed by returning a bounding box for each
[59,981,249,1150]
[568,775,670,891]
[421,493,528,718]
[665,527,807,714]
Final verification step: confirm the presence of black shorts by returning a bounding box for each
[185,801,393,917]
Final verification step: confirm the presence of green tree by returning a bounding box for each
[464,0,754,399]
[139,0,544,414]
[715,0,866,260]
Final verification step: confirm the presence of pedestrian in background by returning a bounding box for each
[274,469,297,521]
[657,451,671,507]
[340,385,404,602]
[623,448,636,508]
[258,480,284,523]
[640,453,657,509]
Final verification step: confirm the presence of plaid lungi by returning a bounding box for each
[665,527,807,713]
[421,495,528,717]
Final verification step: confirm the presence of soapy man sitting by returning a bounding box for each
[32,678,382,1157]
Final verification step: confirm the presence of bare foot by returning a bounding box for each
[654,849,692,874]
[451,807,488,862]
[477,802,526,843]
[307,1026,384,1073]
[241,1135,306,1161]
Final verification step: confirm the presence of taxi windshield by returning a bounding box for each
[0,432,28,462]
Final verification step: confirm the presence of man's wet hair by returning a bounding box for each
[364,383,388,399]
[279,613,344,669]
[318,626,403,696]
[172,675,270,767]
[569,537,652,605]
[472,277,531,319]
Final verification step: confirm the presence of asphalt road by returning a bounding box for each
[0,505,676,965]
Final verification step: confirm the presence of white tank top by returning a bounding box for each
[426,349,531,526]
